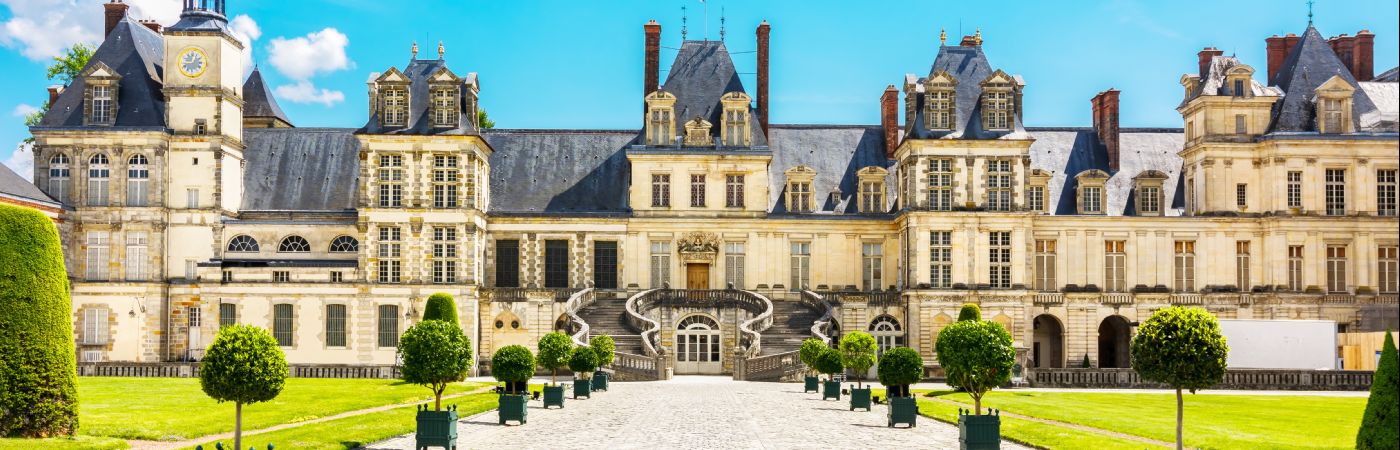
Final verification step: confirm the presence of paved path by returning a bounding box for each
[364,376,1030,450]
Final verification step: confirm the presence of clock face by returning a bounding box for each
[177,48,208,78]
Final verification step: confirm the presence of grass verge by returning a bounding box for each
[0,435,129,450]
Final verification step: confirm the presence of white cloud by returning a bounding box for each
[4,142,35,182]
[11,104,41,117]
[267,28,351,80]
[228,14,260,77]
[0,0,182,61]
[274,80,345,106]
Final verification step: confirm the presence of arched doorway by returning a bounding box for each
[1097,316,1132,368]
[1032,314,1065,368]
[868,315,904,356]
[675,315,721,374]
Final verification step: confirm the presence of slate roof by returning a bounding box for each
[1026,128,1185,216]
[242,67,293,127]
[485,129,637,214]
[241,128,360,211]
[35,17,165,130]
[767,125,894,215]
[0,161,57,207]
[1269,26,1382,133]
[1183,55,1281,103]
[358,59,480,136]
[905,44,1027,140]
[1377,67,1399,82]
[168,8,230,33]
[656,40,768,147]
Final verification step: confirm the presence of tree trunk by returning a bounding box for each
[435,385,443,411]
[234,402,243,450]
[1175,388,1184,450]
[973,394,982,415]
[552,368,557,385]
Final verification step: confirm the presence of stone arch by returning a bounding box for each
[991,313,1013,332]
[1097,315,1133,368]
[1032,314,1065,368]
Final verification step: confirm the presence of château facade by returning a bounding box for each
[20,1,1399,376]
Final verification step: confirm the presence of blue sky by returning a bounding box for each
[2,0,1397,177]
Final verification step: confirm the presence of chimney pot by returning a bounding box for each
[1092,89,1121,172]
[880,85,899,158]
[1266,35,1287,85]
[140,20,162,34]
[104,0,129,38]
[1352,30,1375,81]
[643,20,661,111]
[1197,47,1224,78]
[756,21,771,138]
[47,86,64,108]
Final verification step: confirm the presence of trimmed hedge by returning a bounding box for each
[0,204,78,437]
[1356,331,1397,449]
[957,303,981,322]
[421,292,458,325]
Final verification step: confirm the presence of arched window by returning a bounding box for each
[48,154,70,203]
[278,236,311,253]
[127,155,150,207]
[88,154,111,206]
[329,235,360,253]
[868,315,904,356]
[226,235,260,253]
[677,315,719,330]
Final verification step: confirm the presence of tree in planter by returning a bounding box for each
[815,347,845,380]
[935,319,1014,414]
[422,292,458,325]
[590,335,616,368]
[0,205,78,437]
[957,303,981,322]
[199,325,288,450]
[491,345,536,394]
[399,320,473,410]
[1357,331,1397,450]
[568,346,598,399]
[878,347,924,398]
[537,332,572,385]
[800,338,827,375]
[1130,306,1228,450]
[839,332,878,388]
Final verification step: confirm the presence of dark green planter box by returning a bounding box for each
[592,372,609,391]
[498,393,528,425]
[415,407,457,449]
[803,376,819,393]
[573,379,592,399]
[543,385,565,409]
[887,396,917,428]
[849,387,872,411]
[822,380,841,400]
[958,411,1001,450]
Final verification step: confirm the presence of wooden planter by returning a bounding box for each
[498,393,528,425]
[887,396,917,428]
[822,380,841,400]
[573,379,592,399]
[543,385,566,409]
[849,387,872,411]
[803,375,819,393]
[592,372,609,391]
[415,406,458,448]
[958,410,1001,450]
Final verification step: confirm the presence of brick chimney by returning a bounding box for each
[1197,47,1223,78]
[644,20,660,105]
[140,19,162,34]
[47,86,64,107]
[756,21,771,138]
[1352,30,1375,81]
[1091,89,1121,172]
[1266,35,1287,85]
[1328,34,1356,75]
[881,85,899,158]
[104,0,129,38]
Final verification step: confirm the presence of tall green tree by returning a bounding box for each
[838,331,878,388]
[398,320,472,411]
[478,108,495,130]
[935,320,1014,415]
[199,325,288,450]
[1356,331,1397,450]
[537,332,572,385]
[1130,306,1229,450]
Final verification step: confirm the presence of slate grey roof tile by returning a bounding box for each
[905,45,1027,141]
[0,162,56,206]
[657,41,767,146]
[241,128,360,212]
[242,67,293,127]
[34,17,165,130]
[358,59,479,136]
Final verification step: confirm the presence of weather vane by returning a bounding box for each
[681,5,688,41]
[1307,0,1315,25]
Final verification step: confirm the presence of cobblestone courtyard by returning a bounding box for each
[365,376,1029,449]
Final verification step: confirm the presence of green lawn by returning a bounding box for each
[914,396,1156,450]
[78,377,488,441]
[0,436,128,450]
[927,390,1367,450]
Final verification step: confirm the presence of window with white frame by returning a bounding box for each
[1288,245,1305,291]
[227,235,259,252]
[1380,246,1398,294]
[1034,240,1056,291]
[790,242,812,290]
[1105,240,1126,292]
[1081,185,1102,214]
[930,231,952,288]
[431,88,457,127]
[868,315,904,356]
[273,271,290,283]
[929,159,953,211]
[86,231,110,281]
[1235,241,1251,291]
[982,90,1012,130]
[432,227,458,284]
[651,174,671,207]
[987,160,1012,211]
[378,227,402,283]
[862,243,883,291]
[382,88,408,127]
[329,235,359,253]
[1287,171,1303,209]
[126,155,149,206]
[725,174,744,208]
[187,306,201,328]
[1139,186,1160,215]
[125,231,148,281]
[377,155,404,208]
[1321,98,1344,133]
[1028,186,1045,213]
[278,236,311,252]
[82,308,109,345]
[378,305,400,347]
[1325,169,1346,216]
[725,242,745,289]
[690,174,706,207]
[1378,169,1397,216]
[928,89,954,130]
[186,188,198,209]
[88,154,110,206]
[1326,245,1348,293]
[432,155,459,208]
[650,241,670,288]
[989,232,1012,289]
[860,181,885,213]
[325,304,347,347]
[48,154,70,203]
[90,85,114,124]
[1174,241,1196,292]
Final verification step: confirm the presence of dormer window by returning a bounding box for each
[1225,65,1255,98]
[382,87,408,127]
[856,167,888,213]
[431,88,457,127]
[925,71,957,131]
[1133,170,1169,216]
[683,117,713,146]
[91,86,114,124]
[1027,169,1052,214]
[720,92,751,147]
[1314,75,1355,134]
[785,166,817,213]
[1321,98,1345,133]
[645,90,677,146]
[1075,169,1110,215]
[982,90,1011,130]
[81,61,120,127]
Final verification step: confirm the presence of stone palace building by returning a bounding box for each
[17,1,1399,378]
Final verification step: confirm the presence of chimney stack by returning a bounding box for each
[756,21,771,138]
[47,86,64,107]
[881,85,899,158]
[1091,89,1122,173]
[644,20,661,106]
[104,0,129,38]
[1197,47,1223,78]
[1328,34,1357,75]
[1352,30,1375,81]
[140,20,162,34]
[1266,35,1287,85]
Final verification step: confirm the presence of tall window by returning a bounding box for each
[86,231,109,280]
[272,304,293,347]
[465,155,479,209]
[1325,169,1346,216]
[987,160,1012,211]
[1322,98,1344,133]
[431,88,457,127]
[1185,176,1195,214]
[928,89,954,130]
[544,240,569,288]
[1174,241,1196,292]
[725,242,745,288]
[1028,186,1045,213]
[651,174,670,207]
[126,155,149,206]
[1105,241,1126,292]
[1236,184,1248,209]
[432,155,459,208]
[1081,186,1102,214]
[1235,114,1247,134]
[593,241,618,289]
[48,154,70,203]
[1379,246,1398,294]
[790,242,811,290]
[650,241,670,288]
[1287,171,1303,209]
[788,182,812,213]
[186,188,198,209]
[1378,169,1397,216]
[90,85,114,124]
[648,107,673,145]
[862,243,883,291]
[88,154,110,206]
[494,240,520,287]
[377,155,404,208]
[982,90,1012,130]
[219,303,237,327]
[82,308,109,345]
[1288,245,1305,292]
[377,227,402,283]
[325,304,347,347]
[1034,240,1056,291]
[690,174,706,207]
[929,159,953,211]
[1235,241,1251,291]
[988,232,1012,288]
[382,88,407,127]
[1326,245,1348,293]
[930,231,952,288]
[725,174,745,208]
[125,231,148,281]
[377,305,400,347]
[432,227,458,284]
[860,181,885,213]
[1139,186,1160,215]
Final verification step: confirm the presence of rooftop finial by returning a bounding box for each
[720,6,726,41]
[1306,0,1314,25]
[438,41,445,59]
[940,28,947,46]
[681,5,688,41]
[974,27,982,46]
[411,41,418,60]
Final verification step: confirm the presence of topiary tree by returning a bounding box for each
[568,346,598,377]
[1356,331,1397,450]
[814,347,845,380]
[199,324,288,450]
[590,335,616,368]
[399,320,473,411]
[0,204,78,438]
[1130,306,1228,450]
[800,338,828,376]
[839,331,878,388]
[1080,354,1092,368]
[491,345,536,394]
[877,347,924,398]
[537,332,573,385]
[421,292,458,325]
[957,303,981,322]
[935,320,1014,415]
